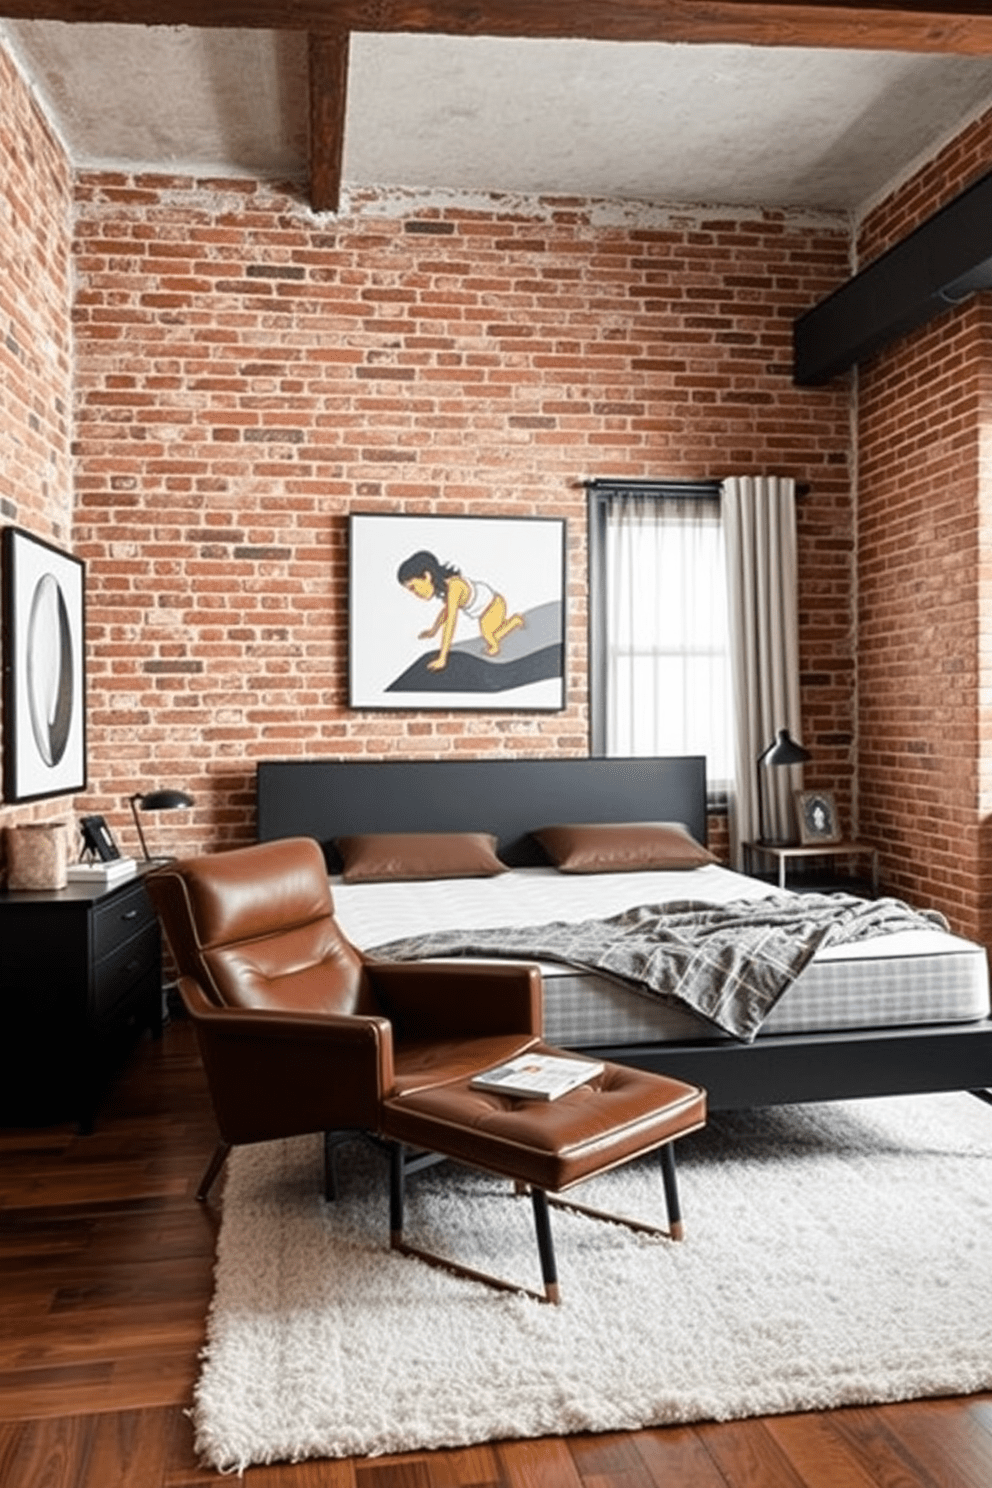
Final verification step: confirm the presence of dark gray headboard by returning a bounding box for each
[257,756,708,870]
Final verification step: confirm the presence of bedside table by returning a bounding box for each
[0,869,162,1130]
[743,840,880,897]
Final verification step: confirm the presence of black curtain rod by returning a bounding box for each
[582,478,812,498]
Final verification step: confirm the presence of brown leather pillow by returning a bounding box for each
[335,831,507,883]
[533,821,717,874]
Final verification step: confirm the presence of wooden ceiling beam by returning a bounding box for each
[308,30,348,213]
[0,1,991,56]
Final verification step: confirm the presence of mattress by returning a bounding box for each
[330,864,990,1046]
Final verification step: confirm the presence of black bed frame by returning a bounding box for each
[256,755,992,1113]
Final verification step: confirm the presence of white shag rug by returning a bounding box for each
[195,1092,992,1471]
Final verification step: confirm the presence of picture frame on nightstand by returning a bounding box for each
[794,789,842,845]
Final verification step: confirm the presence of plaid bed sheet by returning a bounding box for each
[368,892,950,1042]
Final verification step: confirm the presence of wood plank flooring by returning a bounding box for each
[2,1019,992,1487]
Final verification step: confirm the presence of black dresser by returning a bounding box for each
[0,869,162,1129]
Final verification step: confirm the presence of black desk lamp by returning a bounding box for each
[756,729,811,845]
[129,788,194,862]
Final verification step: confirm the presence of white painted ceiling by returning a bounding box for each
[5,22,992,215]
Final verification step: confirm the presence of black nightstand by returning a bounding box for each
[0,868,162,1130]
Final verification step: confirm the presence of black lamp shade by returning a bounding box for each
[757,728,811,769]
[137,789,194,811]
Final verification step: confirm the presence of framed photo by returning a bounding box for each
[349,514,566,710]
[2,527,86,802]
[795,789,842,846]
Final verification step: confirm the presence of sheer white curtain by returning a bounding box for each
[604,491,734,795]
[722,475,803,867]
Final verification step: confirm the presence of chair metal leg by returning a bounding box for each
[531,1188,560,1304]
[196,1141,231,1202]
[659,1141,684,1241]
[547,1140,686,1242]
[389,1141,405,1245]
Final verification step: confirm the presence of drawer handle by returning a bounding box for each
[125,959,140,973]
[121,909,139,921]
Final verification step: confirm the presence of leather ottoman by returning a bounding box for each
[380,1045,706,1303]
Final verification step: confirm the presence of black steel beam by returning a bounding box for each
[794,168,992,386]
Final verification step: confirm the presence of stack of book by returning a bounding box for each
[66,856,139,886]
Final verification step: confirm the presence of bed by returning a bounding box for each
[256,755,992,1112]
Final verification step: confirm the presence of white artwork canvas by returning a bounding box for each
[349,514,565,711]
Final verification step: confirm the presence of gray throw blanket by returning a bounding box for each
[368,893,950,1042]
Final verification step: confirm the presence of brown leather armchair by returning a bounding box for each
[148,835,705,1303]
[146,835,543,1201]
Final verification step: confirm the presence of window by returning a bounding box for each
[588,480,733,804]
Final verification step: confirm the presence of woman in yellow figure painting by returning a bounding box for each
[397,550,524,672]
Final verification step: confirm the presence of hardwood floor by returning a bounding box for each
[2,1020,992,1487]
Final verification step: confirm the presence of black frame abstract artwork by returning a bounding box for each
[2,526,86,802]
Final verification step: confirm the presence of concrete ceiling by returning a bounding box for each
[5,22,992,215]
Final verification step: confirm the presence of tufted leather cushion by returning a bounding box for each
[381,1048,706,1193]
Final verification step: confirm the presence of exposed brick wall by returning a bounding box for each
[857,108,992,941]
[68,178,853,859]
[0,47,75,848]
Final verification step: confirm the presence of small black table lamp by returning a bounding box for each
[756,729,811,845]
[129,788,194,862]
